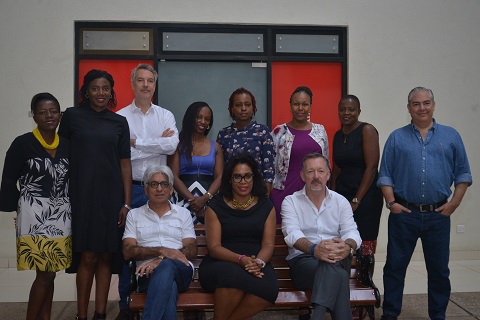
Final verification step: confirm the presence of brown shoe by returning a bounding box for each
[115,309,130,320]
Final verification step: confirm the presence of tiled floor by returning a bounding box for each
[1,252,480,319]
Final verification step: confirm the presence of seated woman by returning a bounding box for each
[169,101,223,224]
[122,165,198,320]
[199,154,279,320]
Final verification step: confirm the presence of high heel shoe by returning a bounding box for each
[75,316,87,320]
[92,312,107,320]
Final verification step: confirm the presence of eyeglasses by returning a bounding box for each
[232,173,254,183]
[146,181,171,189]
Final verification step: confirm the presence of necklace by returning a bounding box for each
[231,196,254,209]
[342,122,361,143]
[32,128,59,150]
[193,137,206,177]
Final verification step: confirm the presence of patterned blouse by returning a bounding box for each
[271,123,329,190]
[216,121,275,183]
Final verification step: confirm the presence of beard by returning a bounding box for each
[308,179,325,192]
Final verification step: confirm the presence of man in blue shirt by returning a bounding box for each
[377,87,472,320]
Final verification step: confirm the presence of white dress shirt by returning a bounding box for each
[123,201,196,267]
[117,100,179,181]
[281,186,361,260]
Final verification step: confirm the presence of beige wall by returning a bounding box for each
[0,0,479,260]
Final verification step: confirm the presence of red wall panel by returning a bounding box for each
[78,59,154,112]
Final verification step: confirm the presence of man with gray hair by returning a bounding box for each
[116,64,179,319]
[281,153,361,319]
[378,87,472,320]
[123,165,197,320]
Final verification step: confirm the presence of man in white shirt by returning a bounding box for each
[123,165,197,320]
[115,64,179,320]
[281,153,361,320]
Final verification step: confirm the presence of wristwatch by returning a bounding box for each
[346,242,355,257]
[386,201,396,210]
[352,197,360,204]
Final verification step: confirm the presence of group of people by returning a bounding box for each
[0,61,471,320]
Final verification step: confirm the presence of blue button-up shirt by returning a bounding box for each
[378,120,472,204]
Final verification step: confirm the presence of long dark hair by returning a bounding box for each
[179,101,213,163]
[78,69,117,109]
[220,154,267,200]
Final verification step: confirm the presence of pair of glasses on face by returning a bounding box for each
[232,173,254,183]
[146,181,171,189]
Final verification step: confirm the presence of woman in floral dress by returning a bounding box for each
[0,92,71,320]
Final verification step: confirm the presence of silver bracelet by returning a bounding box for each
[256,258,266,268]
[123,204,132,211]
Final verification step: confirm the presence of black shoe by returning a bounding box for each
[380,316,397,320]
[115,309,130,320]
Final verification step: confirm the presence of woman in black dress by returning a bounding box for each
[331,95,383,256]
[58,70,132,320]
[199,154,278,320]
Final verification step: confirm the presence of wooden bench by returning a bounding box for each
[128,225,381,319]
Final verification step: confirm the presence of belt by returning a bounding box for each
[132,180,144,186]
[395,195,447,213]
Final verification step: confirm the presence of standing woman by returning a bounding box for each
[0,93,71,320]
[59,70,132,320]
[330,95,383,257]
[270,86,329,222]
[217,88,274,194]
[169,101,223,224]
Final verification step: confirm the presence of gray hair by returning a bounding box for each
[131,64,158,84]
[408,87,434,104]
[142,165,174,186]
[302,152,331,171]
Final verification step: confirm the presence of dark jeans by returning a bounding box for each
[382,210,451,320]
[138,259,193,320]
[118,184,148,310]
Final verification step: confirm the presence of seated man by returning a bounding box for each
[281,153,361,320]
[123,165,197,320]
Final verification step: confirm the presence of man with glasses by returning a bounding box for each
[116,64,179,320]
[123,165,197,320]
[281,153,361,320]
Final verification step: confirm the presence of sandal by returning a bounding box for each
[75,316,88,320]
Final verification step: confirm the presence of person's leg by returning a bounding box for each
[26,270,56,320]
[93,253,113,316]
[421,212,451,320]
[382,212,420,318]
[76,252,97,318]
[228,293,273,320]
[289,256,318,319]
[213,288,245,320]
[141,259,193,320]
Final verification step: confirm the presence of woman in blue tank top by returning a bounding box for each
[169,102,223,223]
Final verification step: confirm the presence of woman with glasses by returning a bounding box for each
[58,70,132,320]
[169,101,223,224]
[0,92,71,320]
[123,165,197,320]
[199,154,279,319]
[270,86,328,223]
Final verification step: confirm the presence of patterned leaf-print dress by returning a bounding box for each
[0,133,71,271]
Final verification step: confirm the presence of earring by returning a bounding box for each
[109,94,112,98]
[207,126,210,130]
[85,94,89,98]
